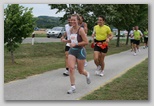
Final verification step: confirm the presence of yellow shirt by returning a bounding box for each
[94,25,112,41]
[134,30,141,40]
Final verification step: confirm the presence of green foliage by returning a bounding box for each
[48,4,148,35]
[35,16,65,28]
[4,4,35,63]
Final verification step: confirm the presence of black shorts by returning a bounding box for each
[94,39,97,42]
[94,40,108,53]
[65,46,70,51]
[144,37,148,43]
[130,39,135,44]
[133,40,140,45]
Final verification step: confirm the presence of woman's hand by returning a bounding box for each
[70,43,76,48]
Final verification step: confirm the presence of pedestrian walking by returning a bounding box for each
[61,14,91,94]
[92,16,113,77]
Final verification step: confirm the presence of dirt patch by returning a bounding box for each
[33,30,46,34]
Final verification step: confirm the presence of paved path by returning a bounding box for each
[4,47,148,100]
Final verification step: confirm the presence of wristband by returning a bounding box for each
[76,42,78,46]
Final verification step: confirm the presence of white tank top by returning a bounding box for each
[65,24,72,46]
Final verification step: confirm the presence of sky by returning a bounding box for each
[4,4,65,17]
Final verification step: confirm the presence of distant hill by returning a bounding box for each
[34,16,66,28]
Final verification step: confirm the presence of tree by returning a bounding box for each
[4,4,35,63]
[48,4,148,46]
[106,4,141,47]
[123,4,148,45]
[48,4,97,35]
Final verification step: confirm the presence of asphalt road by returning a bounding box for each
[4,47,148,100]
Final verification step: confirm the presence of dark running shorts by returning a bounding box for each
[133,40,140,45]
[94,40,108,53]
[69,47,86,60]
[130,39,135,44]
[144,37,148,43]
[65,46,70,51]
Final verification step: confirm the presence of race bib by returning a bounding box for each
[70,34,78,44]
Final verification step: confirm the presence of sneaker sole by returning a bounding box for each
[67,90,76,94]
[99,74,104,77]
[63,73,69,76]
[87,78,91,84]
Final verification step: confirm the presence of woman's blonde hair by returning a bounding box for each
[71,14,81,21]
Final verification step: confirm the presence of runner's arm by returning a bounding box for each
[84,23,88,34]
[61,32,67,41]
[139,30,143,37]
[61,32,71,43]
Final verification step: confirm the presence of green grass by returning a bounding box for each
[80,58,148,100]
[4,40,134,83]
[35,34,47,37]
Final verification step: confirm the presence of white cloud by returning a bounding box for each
[4,4,65,17]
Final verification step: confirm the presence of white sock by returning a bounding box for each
[87,72,90,78]
[71,85,75,89]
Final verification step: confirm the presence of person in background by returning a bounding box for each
[79,15,88,34]
[131,26,143,56]
[92,16,113,77]
[79,15,88,67]
[61,16,72,76]
[129,27,135,52]
[143,28,148,49]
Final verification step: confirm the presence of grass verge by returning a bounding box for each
[80,58,148,100]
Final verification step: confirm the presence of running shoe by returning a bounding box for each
[84,61,88,67]
[133,52,137,56]
[95,65,101,75]
[63,70,69,76]
[86,72,91,84]
[67,86,76,94]
[99,70,104,77]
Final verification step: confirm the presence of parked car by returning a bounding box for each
[115,30,128,37]
[46,27,65,38]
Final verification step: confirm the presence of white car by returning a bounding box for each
[46,27,65,38]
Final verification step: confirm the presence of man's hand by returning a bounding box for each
[61,38,67,42]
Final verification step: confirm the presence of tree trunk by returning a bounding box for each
[11,50,15,64]
[116,29,120,47]
[126,29,131,45]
